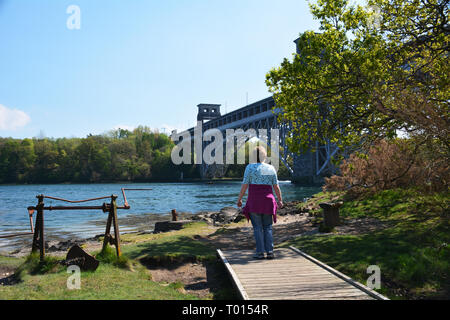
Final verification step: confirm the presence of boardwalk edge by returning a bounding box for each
[216,249,249,300]
[288,246,389,300]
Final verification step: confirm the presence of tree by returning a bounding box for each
[266,0,449,159]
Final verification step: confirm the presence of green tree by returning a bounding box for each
[32,139,60,183]
[0,128,178,184]
[266,0,449,157]
[0,139,21,183]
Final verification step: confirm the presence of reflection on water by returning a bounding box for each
[0,181,320,251]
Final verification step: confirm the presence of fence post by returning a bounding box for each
[31,195,45,262]
[111,195,121,257]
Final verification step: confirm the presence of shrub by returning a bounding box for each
[96,245,131,269]
[324,139,449,195]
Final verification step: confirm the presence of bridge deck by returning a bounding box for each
[217,246,388,300]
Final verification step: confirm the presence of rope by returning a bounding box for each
[43,195,112,203]
[0,232,33,239]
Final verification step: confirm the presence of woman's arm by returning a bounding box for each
[237,184,248,207]
[273,184,284,208]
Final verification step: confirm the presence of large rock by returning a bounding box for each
[190,207,242,225]
[210,207,241,224]
[153,220,192,233]
[47,239,84,252]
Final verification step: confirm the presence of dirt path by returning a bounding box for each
[138,214,315,299]
[145,214,390,298]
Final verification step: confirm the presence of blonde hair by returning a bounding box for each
[253,146,267,163]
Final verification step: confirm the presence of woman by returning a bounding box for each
[237,146,283,259]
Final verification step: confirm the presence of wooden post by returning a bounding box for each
[171,209,178,221]
[31,210,41,253]
[102,203,113,253]
[102,195,121,257]
[320,201,343,228]
[31,195,45,262]
[111,196,121,257]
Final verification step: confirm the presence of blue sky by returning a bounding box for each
[0,0,321,139]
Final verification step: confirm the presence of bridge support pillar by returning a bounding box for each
[291,153,324,185]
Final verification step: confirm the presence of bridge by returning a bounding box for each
[183,96,338,184]
[175,37,338,184]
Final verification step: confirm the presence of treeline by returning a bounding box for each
[0,125,294,184]
[0,126,183,184]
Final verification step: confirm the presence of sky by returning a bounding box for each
[0,0,321,139]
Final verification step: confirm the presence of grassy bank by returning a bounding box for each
[0,222,236,300]
[1,190,448,300]
[281,189,449,299]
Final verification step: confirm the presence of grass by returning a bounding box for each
[282,188,449,299]
[2,190,447,300]
[122,222,217,262]
[0,222,220,300]
[1,260,199,300]
[0,255,25,270]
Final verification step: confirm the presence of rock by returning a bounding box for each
[213,207,241,224]
[153,220,192,233]
[203,217,215,225]
[46,239,84,252]
[190,207,244,225]
[191,211,217,222]
[220,206,239,216]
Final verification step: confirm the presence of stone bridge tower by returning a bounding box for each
[197,104,221,122]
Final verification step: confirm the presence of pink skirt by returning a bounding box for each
[242,184,278,223]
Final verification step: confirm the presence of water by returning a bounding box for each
[0,181,320,251]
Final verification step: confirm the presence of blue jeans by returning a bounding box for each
[249,213,273,254]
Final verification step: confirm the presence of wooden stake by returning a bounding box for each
[111,196,121,257]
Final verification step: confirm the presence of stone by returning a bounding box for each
[203,217,214,225]
[65,245,99,271]
[153,220,192,233]
[216,207,241,224]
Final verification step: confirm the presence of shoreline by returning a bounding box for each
[2,189,447,300]
[0,201,307,258]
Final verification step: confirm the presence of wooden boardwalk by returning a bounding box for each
[217,246,388,300]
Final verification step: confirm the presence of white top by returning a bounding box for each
[242,162,278,185]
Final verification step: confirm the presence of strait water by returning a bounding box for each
[0,181,320,252]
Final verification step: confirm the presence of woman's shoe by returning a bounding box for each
[266,252,275,259]
[253,253,265,259]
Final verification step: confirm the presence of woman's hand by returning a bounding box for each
[237,184,248,208]
[278,201,284,208]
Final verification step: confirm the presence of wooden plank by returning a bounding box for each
[233,266,332,272]
[236,271,338,277]
[246,288,365,296]
[247,289,369,299]
[230,263,326,268]
[237,276,342,282]
[289,246,389,300]
[248,295,369,300]
[218,248,383,300]
[238,278,339,284]
[246,285,365,293]
[216,249,249,300]
[232,269,331,275]
[241,281,353,290]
